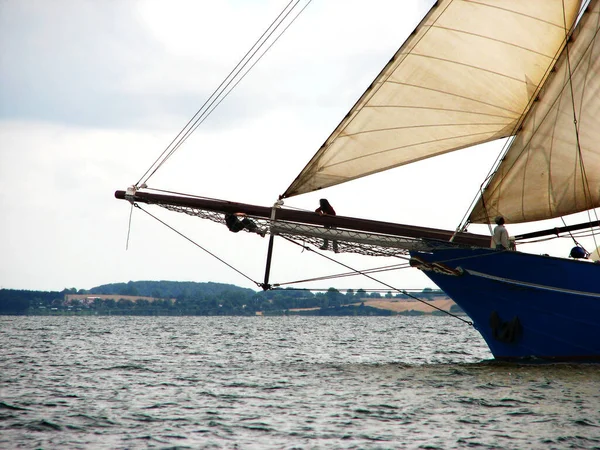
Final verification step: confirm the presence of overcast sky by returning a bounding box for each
[1,0,594,294]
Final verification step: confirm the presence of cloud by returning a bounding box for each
[6,0,530,292]
[0,0,432,129]
[0,117,443,292]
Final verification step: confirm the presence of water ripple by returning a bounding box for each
[1,316,599,449]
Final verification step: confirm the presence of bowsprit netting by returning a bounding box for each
[152,201,457,257]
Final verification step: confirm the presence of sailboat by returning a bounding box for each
[116,0,600,361]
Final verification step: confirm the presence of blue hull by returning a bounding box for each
[409,248,600,361]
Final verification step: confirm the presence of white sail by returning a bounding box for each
[283,0,581,198]
[469,0,600,223]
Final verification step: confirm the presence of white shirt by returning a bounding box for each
[492,224,510,249]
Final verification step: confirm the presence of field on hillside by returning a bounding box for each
[362,298,455,313]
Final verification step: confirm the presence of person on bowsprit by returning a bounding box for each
[491,216,510,250]
[315,198,336,217]
[225,212,265,237]
[315,199,338,252]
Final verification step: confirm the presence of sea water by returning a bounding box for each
[1,315,599,449]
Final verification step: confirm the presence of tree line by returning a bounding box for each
[0,281,447,316]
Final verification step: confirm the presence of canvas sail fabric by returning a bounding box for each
[469,0,600,224]
[283,0,581,199]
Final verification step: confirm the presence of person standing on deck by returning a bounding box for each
[491,216,510,250]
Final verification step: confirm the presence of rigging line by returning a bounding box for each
[560,216,585,249]
[136,0,300,186]
[283,0,456,196]
[458,4,585,229]
[517,224,600,245]
[584,24,600,249]
[518,236,562,245]
[279,235,473,325]
[138,0,309,187]
[275,262,412,287]
[271,287,435,293]
[587,208,600,253]
[139,4,302,188]
[561,2,600,253]
[155,0,313,168]
[125,203,134,251]
[576,9,600,250]
[558,213,600,250]
[146,187,224,202]
[467,11,599,227]
[456,134,516,232]
[148,187,312,210]
[435,1,534,228]
[133,203,262,288]
[562,0,592,208]
[570,225,600,236]
[148,1,307,176]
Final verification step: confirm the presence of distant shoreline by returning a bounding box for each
[14,298,460,317]
[1,283,453,317]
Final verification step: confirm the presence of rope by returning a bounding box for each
[457,1,585,230]
[154,0,314,178]
[272,287,442,293]
[137,0,299,185]
[143,197,441,258]
[562,1,594,211]
[274,262,411,287]
[466,268,600,298]
[133,204,262,288]
[560,2,600,254]
[127,196,484,324]
[137,0,312,187]
[279,235,473,325]
[561,217,585,250]
[125,203,134,251]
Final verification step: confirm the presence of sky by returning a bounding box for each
[1,0,597,294]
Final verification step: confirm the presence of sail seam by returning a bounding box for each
[339,121,513,138]
[565,5,599,216]
[321,130,504,169]
[362,105,515,120]
[485,28,599,219]
[468,1,597,223]
[427,26,560,59]
[282,0,453,198]
[381,80,522,115]
[465,0,579,30]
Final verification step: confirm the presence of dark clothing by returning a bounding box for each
[570,246,588,259]
[225,214,258,233]
[315,199,337,252]
[315,200,336,216]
